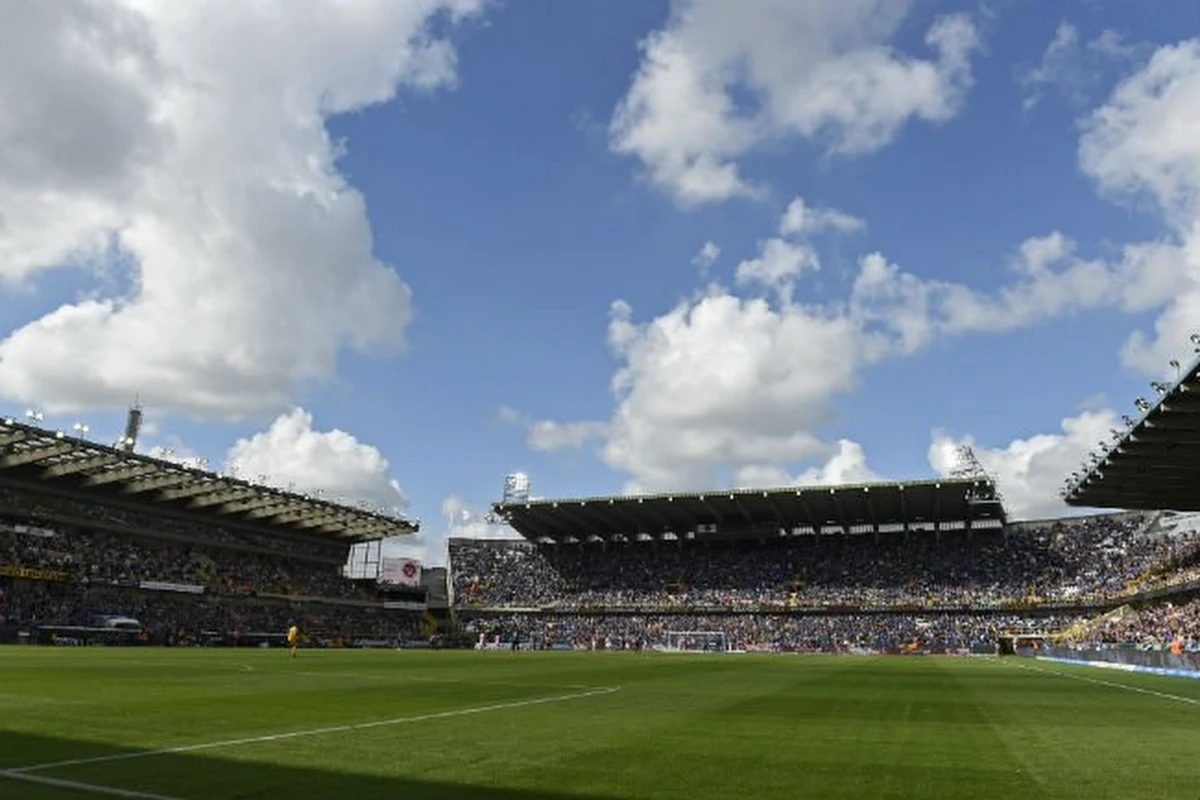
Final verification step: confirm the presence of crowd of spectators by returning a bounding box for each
[450,513,1200,612]
[1064,598,1200,651]
[1,520,365,600]
[0,493,429,643]
[464,612,1082,653]
[0,488,340,560]
[0,580,419,644]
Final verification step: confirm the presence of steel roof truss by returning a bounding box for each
[121,473,193,495]
[83,464,159,486]
[220,495,290,515]
[189,487,262,509]
[42,453,123,479]
[1,442,77,468]
[159,481,226,501]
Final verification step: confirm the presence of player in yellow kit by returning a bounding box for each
[287,624,299,658]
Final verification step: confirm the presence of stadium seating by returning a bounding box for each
[0,497,422,644]
[450,513,1200,610]
[449,513,1200,652]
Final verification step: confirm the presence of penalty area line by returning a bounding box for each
[0,770,189,800]
[1007,661,1199,707]
[9,685,621,775]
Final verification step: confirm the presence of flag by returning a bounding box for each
[380,557,422,588]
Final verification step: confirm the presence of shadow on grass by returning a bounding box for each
[0,730,616,800]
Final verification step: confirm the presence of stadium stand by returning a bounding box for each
[1064,351,1200,511]
[444,478,1200,653]
[0,417,423,647]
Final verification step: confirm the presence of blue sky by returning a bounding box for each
[3,0,1200,562]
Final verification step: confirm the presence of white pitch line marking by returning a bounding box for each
[1008,661,1199,707]
[9,685,620,774]
[0,770,188,800]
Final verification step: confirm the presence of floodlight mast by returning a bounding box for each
[502,472,531,504]
[948,444,1005,508]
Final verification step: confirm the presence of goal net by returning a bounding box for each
[665,630,728,653]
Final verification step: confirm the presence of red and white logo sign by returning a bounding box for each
[381,557,422,587]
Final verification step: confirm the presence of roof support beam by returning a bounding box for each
[247,501,305,520]
[729,494,754,524]
[633,497,675,534]
[0,431,28,448]
[1,442,76,468]
[83,464,159,486]
[606,501,647,536]
[557,502,615,538]
[268,508,322,525]
[160,481,227,501]
[863,488,878,529]
[828,489,849,530]
[294,512,350,529]
[121,473,193,495]
[220,495,290,515]
[511,509,556,540]
[697,496,724,525]
[795,490,818,531]
[190,488,260,509]
[762,492,787,531]
[42,454,123,479]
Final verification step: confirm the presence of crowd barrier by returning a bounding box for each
[1018,645,1200,679]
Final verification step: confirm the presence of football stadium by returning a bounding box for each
[2,358,1200,800]
[5,4,1200,799]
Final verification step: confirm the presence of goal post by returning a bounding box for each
[665,630,728,653]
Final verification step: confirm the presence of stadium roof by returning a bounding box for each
[0,417,416,542]
[492,478,1006,542]
[1063,347,1200,512]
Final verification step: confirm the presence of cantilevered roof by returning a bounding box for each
[1064,351,1200,512]
[0,417,417,542]
[492,478,1005,542]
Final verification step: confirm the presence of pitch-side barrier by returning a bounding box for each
[1018,646,1200,680]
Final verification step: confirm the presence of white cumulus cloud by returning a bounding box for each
[778,197,865,237]
[735,439,879,489]
[1021,23,1143,113]
[225,407,408,514]
[692,240,722,270]
[0,0,484,417]
[1080,38,1200,375]
[530,186,1194,496]
[929,410,1118,520]
[527,419,609,452]
[610,0,980,205]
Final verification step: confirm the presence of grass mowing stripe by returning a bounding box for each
[1008,661,1200,707]
[0,770,190,800]
[9,685,621,774]
[290,670,600,690]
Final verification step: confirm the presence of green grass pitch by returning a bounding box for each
[1,648,1197,799]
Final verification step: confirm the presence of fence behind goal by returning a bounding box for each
[665,631,728,652]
